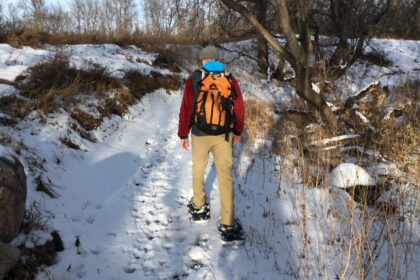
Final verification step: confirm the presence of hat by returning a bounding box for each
[199,45,219,60]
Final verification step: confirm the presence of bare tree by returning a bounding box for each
[71,0,83,33]
[45,3,72,34]
[0,0,5,30]
[111,0,137,37]
[29,0,47,32]
[309,0,392,81]
[220,0,338,132]
[232,0,271,74]
[255,0,269,74]
[144,0,179,35]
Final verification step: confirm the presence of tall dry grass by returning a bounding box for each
[16,53,120,115]
[243,79,419,279]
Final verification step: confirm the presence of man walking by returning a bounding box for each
[177,45,245,244]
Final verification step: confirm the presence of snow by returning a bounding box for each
[0,44,52,81]
[61,44,169,79]
[335,38,420,101]
[0,84,17,97]
[0,38,419,279]
[0,145,15,162]
[330,163,376,188]
[354,110,369,123]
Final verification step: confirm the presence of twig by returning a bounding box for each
[216,44,258,63]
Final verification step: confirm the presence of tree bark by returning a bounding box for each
[256,0,269,74]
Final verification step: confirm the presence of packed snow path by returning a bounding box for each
[25,90,268,280]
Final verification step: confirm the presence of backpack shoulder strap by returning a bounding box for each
[191,69,205,97]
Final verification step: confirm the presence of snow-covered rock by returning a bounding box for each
[330,163,376,189]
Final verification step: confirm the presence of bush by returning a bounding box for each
[123,70,181,99]
[17,53,120,114]
[243,99,275,147]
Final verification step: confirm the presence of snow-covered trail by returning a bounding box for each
[23,90,261,280]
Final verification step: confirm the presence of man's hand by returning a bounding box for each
[181,139,190,151]
[232,135,241,144]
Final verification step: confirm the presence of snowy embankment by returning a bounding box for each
[0,38,419,279]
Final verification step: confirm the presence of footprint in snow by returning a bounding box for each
[71,215,82,223]
[83,215,96,224]
[123,266,136,274]
[187,246,208,270]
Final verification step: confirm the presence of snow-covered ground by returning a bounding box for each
[1,39,419,279]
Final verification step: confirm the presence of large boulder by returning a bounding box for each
[0,151,27,242]
[0,242,21,279]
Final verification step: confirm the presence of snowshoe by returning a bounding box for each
[218,219,245,246]
[188,200,210,224]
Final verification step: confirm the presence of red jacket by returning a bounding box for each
[178,75,245,139]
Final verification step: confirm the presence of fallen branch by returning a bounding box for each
[309,134,360,147]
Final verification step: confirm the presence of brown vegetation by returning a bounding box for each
[243,99,275,147]
[17,54,120,113]
[124,70,181,99]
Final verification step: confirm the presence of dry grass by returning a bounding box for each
[123,70,181,99]
[270,80,420,279]
[71,108,101,131]
[16,53,120,115]
[20,201,50,234]
[243,99,275,148]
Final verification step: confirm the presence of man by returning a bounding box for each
[177,45,245,243]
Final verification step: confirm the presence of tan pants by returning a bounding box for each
[191,134,234,226]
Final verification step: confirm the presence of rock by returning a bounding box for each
[330,163,376,189]
[0,242,21,279]
[0,153,27,242]
[329,163,385,205]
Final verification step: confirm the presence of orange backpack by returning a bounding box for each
[191,70,235,136]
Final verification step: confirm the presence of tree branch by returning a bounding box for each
[219,0,296,67]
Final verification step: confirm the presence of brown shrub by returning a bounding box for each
[16,53,120,114]
[244,99,275,147]
[124,70,180,99]
[69,123,96,143]
[139,42,193,70]
[376,121,419,164]
[99,89,135,117]
[71,109,101,131]
[2,28,45,48]
[153,53,181,73]
[0,96,28,119]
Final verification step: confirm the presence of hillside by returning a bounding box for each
[0,39,419,279]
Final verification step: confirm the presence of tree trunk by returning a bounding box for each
[256,0,269,74]
[220,0,338,132]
